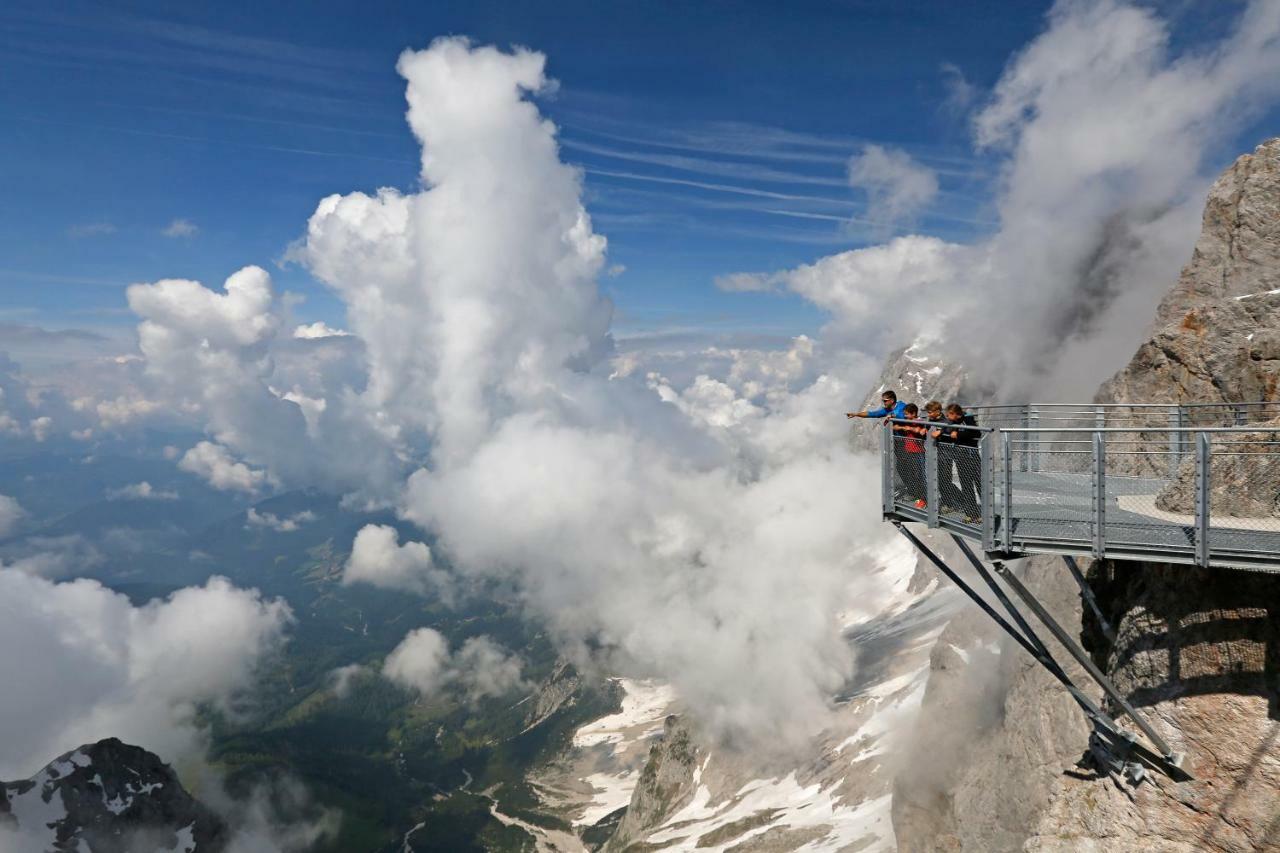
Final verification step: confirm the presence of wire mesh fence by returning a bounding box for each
[881,414,1280,572]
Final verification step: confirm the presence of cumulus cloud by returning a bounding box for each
[726,0,1280,399]
[0,495,24,538]
[105,481,179,501]
[846,144,940,231]
[342,524,453,601]
[382,627,451,696]
[0,573,292,779]
[452,636,527,700]
[245,508,316,532]
[180,442,270,493]
[118,36,947,747]
[327,663,367,699]
[382,628,526,701]
[293,321,350,339]
[74,394,162,429]
[162,218,199,238]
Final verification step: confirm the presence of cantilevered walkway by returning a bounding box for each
[878,402,1280,784]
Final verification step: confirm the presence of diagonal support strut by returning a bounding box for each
[892,522,1189,780]
[987,558,1177,762]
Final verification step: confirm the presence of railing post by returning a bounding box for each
[1195,432,1211,567]
[882,422,895,518]
[1002,432,1014,549]
[925,433,940,528]
[1092,431,1107,558]
[1167,405,1181,479]
[1028,405,1041,472]
[981,432,995,552]
[1020,406,1030,472]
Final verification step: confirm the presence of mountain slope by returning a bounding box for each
[0,738,227,853]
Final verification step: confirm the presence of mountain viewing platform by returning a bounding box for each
[882,402,1280,573]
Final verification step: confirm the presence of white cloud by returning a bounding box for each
[382,627,451,696]
[940,61,978,116]
[179,442,269,493]
[74,395,162,428]
[327,663,366,699]
[29,416,52,442]
[452,636,526,700]
[0,573,292,779]
[382,628,525,701]
[162,218,199,238]
[293,321,350,339]
[105,481,179,501]
[0,495,25,538]
[0,535,103,580]
[846,144,940,230]
[110,37,956,748]
[727,0,1280,399]
[342,524,452,601]
[245,507,316,532]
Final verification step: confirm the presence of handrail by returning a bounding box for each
[993,426,1280,433]
[877,402,1280,574]
[965,401,1280,410]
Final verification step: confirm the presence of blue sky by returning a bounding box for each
[0,0,1267,346]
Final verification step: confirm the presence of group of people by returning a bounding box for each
[847,390,982,520]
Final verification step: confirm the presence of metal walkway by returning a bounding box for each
[878,401,1280,783]
[881,402,1280,572]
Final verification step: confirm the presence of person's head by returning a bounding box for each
[903,403,919,418]
[945,403,965,422]
[925,400,943,419]
[882,390,898,408]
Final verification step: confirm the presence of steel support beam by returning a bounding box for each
[1063,556,1115,645]
[896,525,1188,780]
[991,560,1176,761]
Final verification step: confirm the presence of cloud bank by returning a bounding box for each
[726,0,1280,399]
[121,36,899,747]
[108,1,1280,747]
[0,573,292,779]
[382,628,527,701]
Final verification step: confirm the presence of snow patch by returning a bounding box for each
[573,679,676,752]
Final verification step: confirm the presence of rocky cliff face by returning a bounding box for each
[0,738,227,853]
[604,716,702,852]
[1096,139,1280,407]
[894,138,1280,851]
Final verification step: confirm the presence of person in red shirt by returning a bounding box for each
[892,403,928,508]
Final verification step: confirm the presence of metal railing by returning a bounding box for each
[881,414,1280,572]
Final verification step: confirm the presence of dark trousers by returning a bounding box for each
[939,444,981,517]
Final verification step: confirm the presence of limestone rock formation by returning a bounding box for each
[1096,138,1280,407]
[604,715,702,852]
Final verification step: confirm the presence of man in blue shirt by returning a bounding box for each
[847,390,908,421]
[849,390,912,504]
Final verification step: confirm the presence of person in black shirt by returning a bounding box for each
[939,403,981,519]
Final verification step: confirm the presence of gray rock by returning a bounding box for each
[604,715,702,852]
